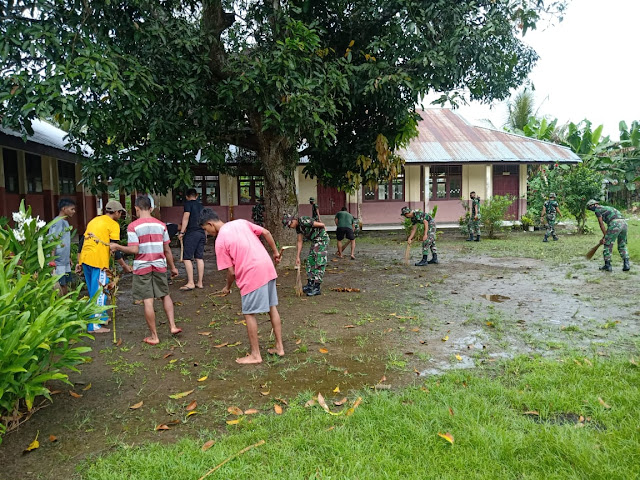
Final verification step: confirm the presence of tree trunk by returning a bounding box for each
[257,133,298,263]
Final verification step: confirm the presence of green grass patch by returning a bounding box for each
[82,355,640,479]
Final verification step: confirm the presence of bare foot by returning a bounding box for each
[350,255,356,260]
[180,285,195,291]
[142,337,160,345]
[235,355,262,365]
[92,327,111,333]
[170,327,182,335]
[267,347,285,356]
[196,284,204,289]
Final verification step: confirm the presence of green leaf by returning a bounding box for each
[37,237,45,269]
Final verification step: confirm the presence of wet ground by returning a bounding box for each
[1,231,638,479]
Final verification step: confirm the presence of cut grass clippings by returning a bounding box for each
[81,355,640,479]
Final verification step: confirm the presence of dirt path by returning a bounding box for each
[1,233,638,479]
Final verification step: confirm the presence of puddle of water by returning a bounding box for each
[482,294,510,303]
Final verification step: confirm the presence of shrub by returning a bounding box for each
[561,164,604,234]
[0,202,106,442]
[480,195,515,239]
[520,214,534,230]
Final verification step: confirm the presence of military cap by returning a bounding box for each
[282,214,295,227]
[400,206,411,216]
[586,199,599,207]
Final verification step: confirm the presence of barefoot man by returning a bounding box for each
[111,196,181,344]
[199,208,285,364]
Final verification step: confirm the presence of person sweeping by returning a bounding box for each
[586,199,631,272]
[401,206,438,266]
[282,214,329,296]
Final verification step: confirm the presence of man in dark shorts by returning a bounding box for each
[334,206,356,260]
[111,196,180,345]
[178,188,205,290]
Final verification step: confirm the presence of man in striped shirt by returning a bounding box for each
[111,196,180,345]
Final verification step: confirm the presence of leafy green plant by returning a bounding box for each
[520,214,534,230]
[0,201,106,442]
[561,164,604,233]
[480,195,515,239]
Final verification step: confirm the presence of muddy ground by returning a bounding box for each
[1,231,638,479]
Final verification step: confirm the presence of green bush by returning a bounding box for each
[520,214,534,230]
[480,195,515,239]
[0,202,106,442]
[562,164,603,234]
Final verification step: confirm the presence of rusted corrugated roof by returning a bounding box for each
[397,109,580,164]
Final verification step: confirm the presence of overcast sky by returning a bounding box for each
[433,0,639,140]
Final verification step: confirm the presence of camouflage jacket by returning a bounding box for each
[594,205,624,225]
[411,210,434,227]
[544,200,559,216]
[471,198,480,217]
[296,216,328,243]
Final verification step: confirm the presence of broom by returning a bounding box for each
[403,242,411,265]
[585,243,602,260]
[294,265,304,297]
[179,235,184,262]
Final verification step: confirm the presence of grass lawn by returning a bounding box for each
[81,355,640,480]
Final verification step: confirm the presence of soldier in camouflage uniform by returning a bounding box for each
[586,199,631,272]
[401,206,438,266]
[282,214,329,296]
[541,193,562,242]
[467,191,481,242]
[310,197,319,222]
[251,197,265,226]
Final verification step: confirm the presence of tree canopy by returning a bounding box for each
[1,0,566,234]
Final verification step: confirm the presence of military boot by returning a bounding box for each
[427,254,439,264]
[302,280,313,294]
[552,235,559,241]
[623,259,631,271]
[414,255,429,266]
[466,233,474,241]
[543,235,548,242]
[306,282,322,296]
[599,260,612,272]
[474,234,480,242]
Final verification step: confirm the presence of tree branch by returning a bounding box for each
[202,0,235,80]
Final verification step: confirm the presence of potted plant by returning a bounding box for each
[520,214,534,232]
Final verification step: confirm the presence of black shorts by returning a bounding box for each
[183,230,205,260]
[336,227,355,241]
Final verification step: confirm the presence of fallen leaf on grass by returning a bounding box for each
[334,397,347,406]
[226,419,241,425]
[228,406,243,416]
[437,432,454,445]
[213,342,229,348]
[116,338,123,347]
[49,390,62,395]
[169,359,177,364]
[630,357,638,366]
[49,435,57,443]
[227,341,242,347]
[598,397,611,409]
[345,397,362,416]
[583,358,593,366]
[523,411,539,416]
[455,355,463,361]
[201,440,215,451]
[276,397,288,405]
[173,301,183,306]
[304,398,316,408]
[411,327,420,332]
[333,385,340,393]
[244,408,259,415]
[448,407,454,416]
[441,336,449,342]
[69,391,83,398]
[186,411,199,418]
[155,424,170,431]
[325,426,335,431]
[329,287,361,292]
[163,353,173,359]
[317,393,342,416]
[260,390,270,396]
[198,331,212,336]
[129,401,144,410]
[186,401,198,411]
[168,389,194,399]
[198,376,208,382]
[295,338,302,345]
[82,383,92,391]
[23,432,39,453]
[319,348,328,354]
[167,419,181,425]
[343,325,356,329]
[274,404,283,414]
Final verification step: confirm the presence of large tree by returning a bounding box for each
[1,0,565,240]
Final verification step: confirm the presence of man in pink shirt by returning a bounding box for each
[111,196,180,345]
[199,208,284,364]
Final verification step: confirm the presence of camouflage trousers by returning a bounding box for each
[603,219,629,262]
[421,225,437,256]
[468,216,481,236]
[545,214,557,237]
[306,235,329,284]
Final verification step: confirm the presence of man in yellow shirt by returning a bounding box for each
[76,200,126,333]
